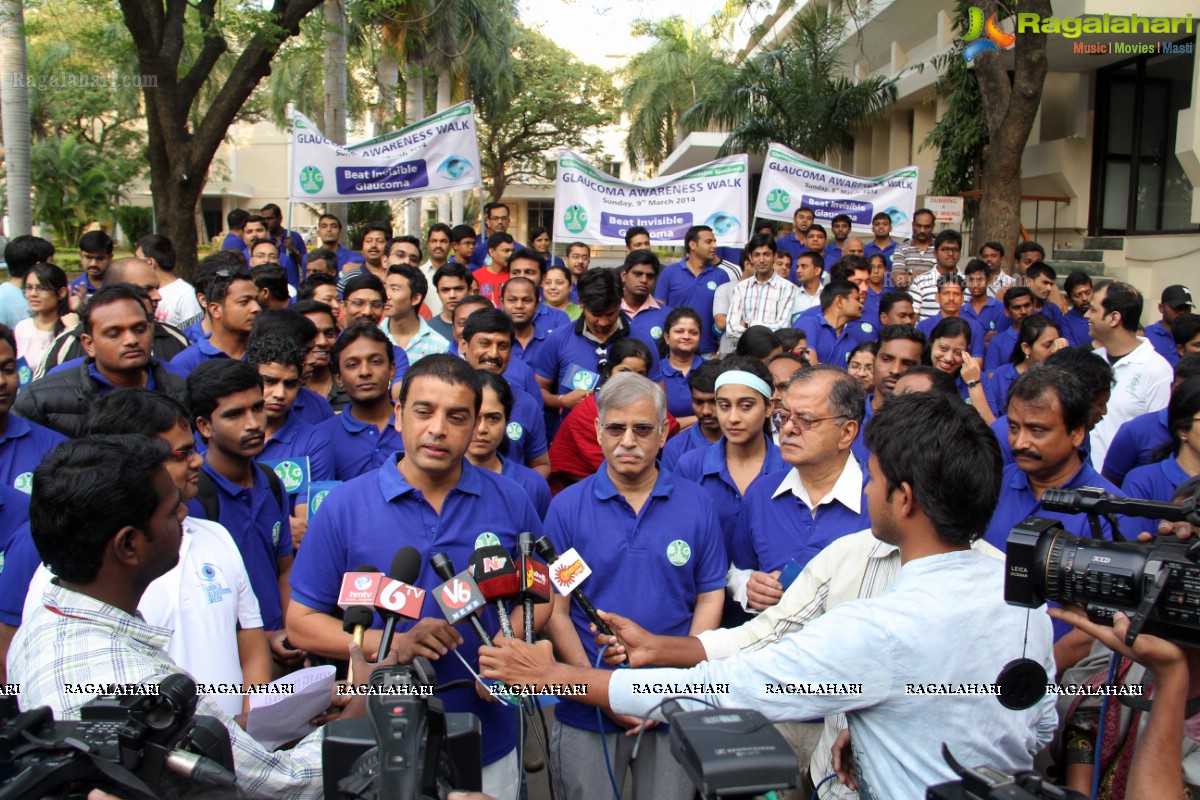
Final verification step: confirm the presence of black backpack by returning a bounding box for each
[194,463,287,523]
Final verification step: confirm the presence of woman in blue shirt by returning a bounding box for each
[984,315,1067,416]
[466,369,552,519]
[924,317,995,424]
[528,226,565,268]
[1121,377,1200,536]
[659,307,704,425]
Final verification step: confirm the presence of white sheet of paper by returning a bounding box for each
[246,665,336,750]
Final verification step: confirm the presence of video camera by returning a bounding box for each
[0,674,235,800]
[927,745,1086,799]
[322,658,482,800]
[1005,486,1200,647]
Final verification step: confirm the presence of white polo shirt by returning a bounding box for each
[1089,338,1173,472]
[24,516,262,716]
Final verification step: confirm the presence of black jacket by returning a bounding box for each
[14,359,187,438]
[36,321,189,379]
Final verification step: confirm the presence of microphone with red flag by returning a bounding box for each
[469,545,521,639]
[375,547,425,662]
[337,564,384,611]
[534,535,612,636]
[430,552,492,647]
[518,533,550,644]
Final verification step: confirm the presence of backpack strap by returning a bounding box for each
[194,470,220,522]
[256,463,287,513]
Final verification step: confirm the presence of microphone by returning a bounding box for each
[430,551,493,646]
[533,535,612,636]
[469,545,521,638]
[376,547,425,662]
[337,563,384,610]
[519,533,549,644]
[342,606,375,685]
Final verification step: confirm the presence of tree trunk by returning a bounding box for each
[0,0,32,237]
[323,0,349,242]
[971,0,1050,258]
[153,175,205,280]
[436,69,452,223]
[377,21,401,133]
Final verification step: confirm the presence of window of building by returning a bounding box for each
[1092,44,1197,235]
[527,200,555,232]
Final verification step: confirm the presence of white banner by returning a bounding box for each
[553,150,749,246]
[289,102,481,201]
[755,144,919,239]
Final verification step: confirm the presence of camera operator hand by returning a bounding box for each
[1148,518,1197,541]
[747,570,783,610]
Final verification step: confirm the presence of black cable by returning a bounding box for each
[524,700,559,800]
[629,696,720,762]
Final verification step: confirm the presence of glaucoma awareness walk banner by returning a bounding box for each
[289,102,481,201]
[553,149,750,246]
[755,143,919,239]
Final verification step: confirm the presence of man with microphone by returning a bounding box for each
[286,355,548,800]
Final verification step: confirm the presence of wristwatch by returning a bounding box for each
[965,379,980,388]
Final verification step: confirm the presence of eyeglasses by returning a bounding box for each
[600,422,660,439]
[23,284,52,294]
[167,444,198,462]
[778,413,842,432]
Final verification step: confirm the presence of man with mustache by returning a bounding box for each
[188,359,303,669]
[169,267,261,375]
[540,372,725,800]
[15,284,186,438]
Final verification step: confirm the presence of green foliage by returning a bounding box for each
[683,5,896,161]
[31,136,123,245]
[475,26,617,201]
[114,206,154,246]
[621,15,734,171]
[347,201,394,249]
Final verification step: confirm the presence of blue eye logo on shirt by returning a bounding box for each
[13,472,32,494]
[199,563,217,581]
[650,326,663,340]
[435,156,473,180]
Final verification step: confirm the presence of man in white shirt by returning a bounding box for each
[725,234,802,353]
[137,234,202,328]
[480,391,1057,800]
[792,251,825,315]
[1085,281,1173,470]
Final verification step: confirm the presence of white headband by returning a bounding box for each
[713,370,773,400]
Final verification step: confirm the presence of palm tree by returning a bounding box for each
[683,6,897,161]
[621,16,732,173]
[0,0,32,236]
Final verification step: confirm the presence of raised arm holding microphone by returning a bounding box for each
[285,355,547,800]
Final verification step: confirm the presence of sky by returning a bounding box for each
[520,0,730,67]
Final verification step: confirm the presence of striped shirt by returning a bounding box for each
[380,317,449,363]
[726,273,802,337]
[988,270,1015,298]
[891,243,936,279]
[9,581,324,799]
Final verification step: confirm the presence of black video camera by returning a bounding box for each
[323,658,482,800]
[0,674,235,800]
[1005,486,1200,647]
[927,745,1087,799]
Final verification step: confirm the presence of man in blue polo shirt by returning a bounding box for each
[1103,356,1200,484]
[312,213,363,273]
[0,327,65,493]
[0,481,30,680]
[1025,263,1065,326]
[543,371,725,800]
[1144,284,1194,367]
[534,269,664,416]
[170,267,261,376]
[660,360,723,471]
[654,225,729,355]
[984,288,1036,373]
[733,365,870,612]
[249,335,334,549]
[792,281,874,367]
[619,250,672,348]
[68,230,114,297]
[1060,272,1094,348]
[962,259,1008,347]
[916,275,986,359]
[774,206,813,264]
[449,295,542,401]
[287,354,545,800]
[458,308,549,477]
[319,323,404,481]
[187,359,302,668]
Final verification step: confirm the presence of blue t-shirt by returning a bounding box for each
[775,234,808,266]
[985,363,1021,418]
[499,456,551,519]
[674,437,785,556]
[863,239,896,266]
[68,274,101,297]
[732,466,871,574]
[660,424,715,472]
[982,459,1122,552]
[850,400,876,464]
[662,356,703,420]
[0,486,33,625]
[0,414,66,494]
[200,463,293,631]
[1121,455,1193,537]
[1144,321,1180,367]
[1102,409,1171,486]
[183,319,208,344]
[504,387,548,466]
[1059,308,1092,348]
[654,260,730,354]
[289,456,542,766]
[290,387,335,426]
[794,314,877,367]
[318,410,404,482]
[545,466,726,733]
[261,411,336,484]
[985,329,1019,373]
[627,305,673,352]
[861,288,881,329]
[531,321,663,398]
[169,337,232,376]
[917,314,986,359]
[962,297,1008,339]
[512,305,571,366]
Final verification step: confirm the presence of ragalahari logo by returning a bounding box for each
[962,7,1016,62]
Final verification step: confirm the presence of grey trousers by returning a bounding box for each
[550,721,695,800]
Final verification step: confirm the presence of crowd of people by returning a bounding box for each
[0,199,1197,800]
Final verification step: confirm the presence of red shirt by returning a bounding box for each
[472,266,509,307]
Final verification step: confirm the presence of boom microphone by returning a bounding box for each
[376,547,425,662]
[430,552,493,647]
[469,546,521,638]
[533,536,612,636]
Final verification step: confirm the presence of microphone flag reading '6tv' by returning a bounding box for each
[289,101,482,201]
[754,143,918,240]
[553,149,750,247]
